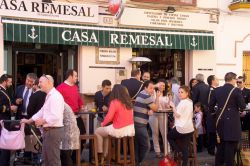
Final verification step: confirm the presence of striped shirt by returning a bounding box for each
[133,90,154,125]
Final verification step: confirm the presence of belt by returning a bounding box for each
[43,127,62,132]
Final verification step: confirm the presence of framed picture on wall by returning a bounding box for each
[25,54,36,64]
[96,47,120,65]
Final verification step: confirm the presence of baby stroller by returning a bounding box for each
[12,122,43,166]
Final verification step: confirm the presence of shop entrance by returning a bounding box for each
[8,42,78,87]
[133,48,185,84]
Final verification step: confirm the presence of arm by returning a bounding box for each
[208,90,217,112]
[192,86,199,104]
[101,100,117,126]
[236,88,246,110]
[195,113,202,129]
[149,91,160,112]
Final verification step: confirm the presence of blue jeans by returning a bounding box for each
[134,124,150,166]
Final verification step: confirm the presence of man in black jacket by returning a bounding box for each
[0,74,18,166]
[209,72,246,166]
[206,75,219,155]
[121,69,143,100]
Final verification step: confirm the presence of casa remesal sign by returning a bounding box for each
[0,0,99,23]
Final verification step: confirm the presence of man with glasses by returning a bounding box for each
[15,73,37,119]
[22,75,64,166]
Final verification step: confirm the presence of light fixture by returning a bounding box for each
[165,6,176,13]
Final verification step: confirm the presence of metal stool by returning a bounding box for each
[76,135,98,166]
[107,136,135,166]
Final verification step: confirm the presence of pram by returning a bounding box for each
[1,120,43,166]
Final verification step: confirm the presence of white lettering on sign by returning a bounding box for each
[0,0,98,23]
[120,8,210,30]
[62,30,98,43]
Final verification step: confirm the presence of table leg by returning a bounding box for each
[89,114,94,162]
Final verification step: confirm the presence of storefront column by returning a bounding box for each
[0,17,4,74]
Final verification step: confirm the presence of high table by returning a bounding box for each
[77,111,106,162]
[154,108,173,156]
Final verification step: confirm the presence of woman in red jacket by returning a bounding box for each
[95,84,135,162]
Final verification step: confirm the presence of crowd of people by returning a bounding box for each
[0,68,250,166]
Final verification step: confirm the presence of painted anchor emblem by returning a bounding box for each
[190,36,198,47]
[28,26,38,40]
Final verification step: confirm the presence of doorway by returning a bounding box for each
[243,51,250,88]
[10,43,78,88]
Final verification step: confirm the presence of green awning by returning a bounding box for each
[3,19,214,50]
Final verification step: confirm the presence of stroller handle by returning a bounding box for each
[1,120,21,123]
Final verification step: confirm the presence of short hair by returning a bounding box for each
[27,73,37,80]
[224,72,237,82]
[238,76,245,82]
[0,74,12,84]
[207,75,215,86]
[144,80,154,89]
[131,69,141,77]
[171,77,179,84]
[42,75,54,85]
[34,79,39,86]
[102,79,111,87]
[65,69,76,79]
[194,102,204,112]
[196,73,204,82]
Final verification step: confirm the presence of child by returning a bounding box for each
[194,102,204,152]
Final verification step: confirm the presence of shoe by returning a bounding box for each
[155,153,163,158]
[208,151,215,156]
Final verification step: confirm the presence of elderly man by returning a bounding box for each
[22,75,64,166]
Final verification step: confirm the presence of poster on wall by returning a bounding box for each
[96,47,120,64]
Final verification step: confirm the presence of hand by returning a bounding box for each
[21,118,31,124]
[240,111,247,117]
[156,90,161,98]
[11,105,18,113]
[102,105,108,112]
[35,118,46,127]
[169,101,175,109]
[148,110,154,116]
[16,98,23,105]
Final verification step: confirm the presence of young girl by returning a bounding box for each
[194,102,204,153]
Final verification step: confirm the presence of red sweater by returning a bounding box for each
[102,99,134,128]
[56,82,83,113]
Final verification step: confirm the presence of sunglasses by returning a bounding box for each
[236,81,243,84]
[42,74,50,80]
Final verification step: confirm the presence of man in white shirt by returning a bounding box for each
[21,75,64,166]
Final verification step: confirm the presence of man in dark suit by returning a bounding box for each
[206,75,219,155]
[15,73,37,119]
[0,74,18,165]
[209,72,246,166]
[121,69,143,100]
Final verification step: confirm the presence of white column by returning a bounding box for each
[0,17,4,74]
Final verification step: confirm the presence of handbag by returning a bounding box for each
[215,87,235,144]
[0,121,25,150]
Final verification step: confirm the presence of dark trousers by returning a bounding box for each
[197,134,203,152]
[207,132,216,153]
[134,124,150,166]
[43,127,63,166]
[167,127,193,166]
[215,140,238,166]
[72,117,86,163]
[0,149,10,166]
[61,150,73,166]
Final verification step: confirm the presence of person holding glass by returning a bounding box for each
[149,79,172,158]
[168,85,194,166]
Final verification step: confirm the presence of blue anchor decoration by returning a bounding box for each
[190,36,198,47]
[28,26,38,40]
